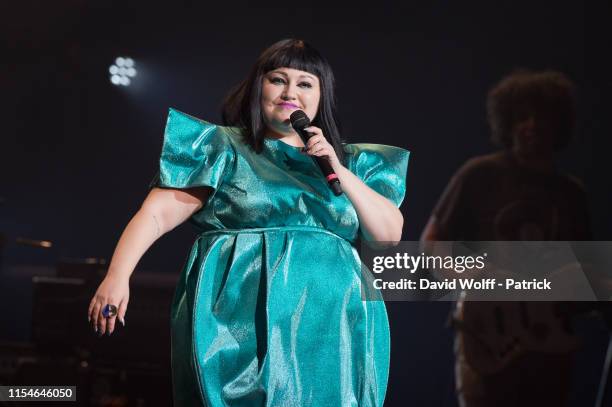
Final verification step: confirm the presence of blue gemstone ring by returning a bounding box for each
[102,304,118,318]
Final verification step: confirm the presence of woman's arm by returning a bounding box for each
[88,186,211,335]
[335,165,404,247]
[106,187,210,280]
[301,126,405,247]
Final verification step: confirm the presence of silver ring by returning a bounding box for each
[102,304,118,318]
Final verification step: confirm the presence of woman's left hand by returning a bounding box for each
[302,126,342,173]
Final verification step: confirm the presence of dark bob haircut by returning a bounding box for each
[486,70,576,151]
[221,39,345,164]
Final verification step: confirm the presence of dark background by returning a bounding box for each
[1,1,610,406]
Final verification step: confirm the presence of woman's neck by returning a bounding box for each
[265,128,305,148]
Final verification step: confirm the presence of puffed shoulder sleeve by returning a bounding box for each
[149,108,235,191]
[344,143,410,207]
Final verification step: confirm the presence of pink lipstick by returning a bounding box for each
[278,102,299,109]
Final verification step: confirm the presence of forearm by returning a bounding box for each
[106,206,168,280]
[336,165,404,244]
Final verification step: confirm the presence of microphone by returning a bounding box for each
[289,110,343,196]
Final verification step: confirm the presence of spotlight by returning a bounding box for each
[109,56,137,86]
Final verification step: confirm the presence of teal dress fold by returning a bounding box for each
[152,108,410,407]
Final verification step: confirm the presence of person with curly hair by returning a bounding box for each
[422,70,591,406]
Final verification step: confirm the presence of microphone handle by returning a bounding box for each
[297,129,343,196]
[313,156,343,196]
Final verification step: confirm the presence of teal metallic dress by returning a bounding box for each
[151,108,410,407]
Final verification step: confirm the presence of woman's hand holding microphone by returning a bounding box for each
[300,125,342,173]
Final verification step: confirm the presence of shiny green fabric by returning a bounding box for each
[152,108,410,407]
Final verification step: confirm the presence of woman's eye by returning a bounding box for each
[269,77,312,88]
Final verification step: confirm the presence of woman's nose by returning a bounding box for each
[281,83,299,100]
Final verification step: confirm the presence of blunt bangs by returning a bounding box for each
[259,40,329,80]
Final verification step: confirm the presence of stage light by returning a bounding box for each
[109,56,137,87]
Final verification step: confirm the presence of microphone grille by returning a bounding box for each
[289,110,310,130]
